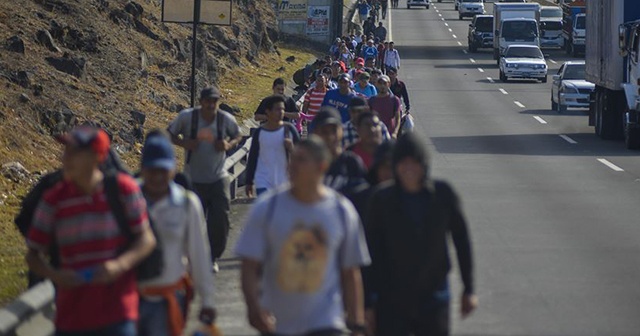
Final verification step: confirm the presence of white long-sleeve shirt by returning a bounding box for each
[138,182,215,308]
[384,49,401,69]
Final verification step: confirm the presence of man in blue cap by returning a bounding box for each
[138,130,217,336]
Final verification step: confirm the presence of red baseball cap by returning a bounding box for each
[355,57,365,66]
[56,126,111,162]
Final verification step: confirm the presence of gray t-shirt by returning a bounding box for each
[235,187,371,335]
[168,108,240,184]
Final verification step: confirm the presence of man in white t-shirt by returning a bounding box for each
[236,136,370,336]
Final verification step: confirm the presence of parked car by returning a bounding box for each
[468,15,494,52]
[540,19,564,49]
[551,60,594,112]
[499,44,548,83]
[407,0,429,9]
[459,0,485,20]
[540,5,562,19]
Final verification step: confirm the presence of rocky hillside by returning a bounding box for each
[0,0,319,303]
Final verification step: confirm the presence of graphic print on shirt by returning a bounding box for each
[277,224,329,293]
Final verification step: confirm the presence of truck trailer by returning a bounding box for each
[561,0,585,56]
[585,0,640,148]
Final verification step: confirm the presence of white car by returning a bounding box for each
[458,0,485,20]
[551,61,594,112]
[540,19,564,49]
[499,45,548,83]
[407,0,429,9]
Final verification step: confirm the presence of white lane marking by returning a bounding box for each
[457,41,463,46]
[559,134,578,144]
[441,17,445,21]
[533,116,548,124]
[597,158,625,172]
[499,88,508,95]
[469,58,476,63]
[487,77,495,83]
[444,22,449,27]
[549,59,557,64]
[478,68,484,73]
[462,49,468,54]
[448,28,453,32]
[439,13,442,17]
[516,101,527,108]
[452,34,457,39]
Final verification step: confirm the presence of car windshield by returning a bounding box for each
[475,18,493,32]
[575,16,585,29]
[563,64,586,80]
[506,47,543,58]
[502,21,538,40]
[540,21,562,31]
[540,8,562,18]
[462,0,481,2]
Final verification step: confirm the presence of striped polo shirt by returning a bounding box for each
[304,87,328,116]
[28,173,148,331]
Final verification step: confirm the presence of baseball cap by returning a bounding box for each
[310,107,342,130]
[368,39,374,43]
[349,96,368,109]
[355,57,365,66]
[358,71,370,79]
[200,87,221,100]
[141,134,176,170]
[378,75,391,83]
[56,126,111,162]
[338,73,351,82]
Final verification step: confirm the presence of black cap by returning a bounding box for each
[349,96,368,109]
[200,87,221,100]
[310,107,343,130]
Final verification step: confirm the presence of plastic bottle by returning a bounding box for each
[192,323,223,336]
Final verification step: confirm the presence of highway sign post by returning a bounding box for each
[162,0,231,107]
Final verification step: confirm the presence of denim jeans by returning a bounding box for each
[194,178,231,260]
[256,188,268,196]
[138,292,187,336]
[55,320,136,336]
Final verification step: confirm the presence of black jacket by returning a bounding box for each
[364,180,474,309]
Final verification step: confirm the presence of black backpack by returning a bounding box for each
[104,174,164,281]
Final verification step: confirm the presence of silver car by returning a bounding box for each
[499,45,548,83]
[407,0,429,9]
[551,61,595,112]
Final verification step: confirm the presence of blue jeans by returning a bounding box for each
[256,188,268,196]
[138,292,187,336]
[55,320,136,336]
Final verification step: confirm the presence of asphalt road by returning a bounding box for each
[395,1,640,335]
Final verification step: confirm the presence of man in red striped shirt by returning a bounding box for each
[26,126,156,336]
[302,73,329,117]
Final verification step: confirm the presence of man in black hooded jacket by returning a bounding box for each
[364,132,477,336]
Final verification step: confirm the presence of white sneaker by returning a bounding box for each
[212,262,219,273]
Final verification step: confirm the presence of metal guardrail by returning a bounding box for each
[0,140,253,335]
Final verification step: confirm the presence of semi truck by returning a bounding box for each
[561,0,585,56]
[493,3,541,63]
[585,0,640,148]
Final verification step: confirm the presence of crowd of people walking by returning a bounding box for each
[15,1,476,335]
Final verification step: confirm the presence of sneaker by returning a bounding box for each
[212,262,219,273]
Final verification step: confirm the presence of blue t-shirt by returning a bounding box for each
[322,89,358,123]
[362,46,378,60]
[358,3,371,15]
[353,83,378,98]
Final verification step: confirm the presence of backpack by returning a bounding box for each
[104,173,164,281]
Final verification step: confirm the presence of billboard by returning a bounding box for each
[162,0,232,25]
[278,0,308,23]
[307,6,330,36]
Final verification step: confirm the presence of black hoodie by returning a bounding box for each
[364,133,474,310]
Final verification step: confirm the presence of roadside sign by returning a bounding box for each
[162,0,232,25]
[307,6,330,36]
[278,0,308,23]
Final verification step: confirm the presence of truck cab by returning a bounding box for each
[497,18,540,63]
[620,21,640,148]
[561,0,585,56]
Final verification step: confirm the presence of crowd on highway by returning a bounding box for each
[13,2,478,336]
